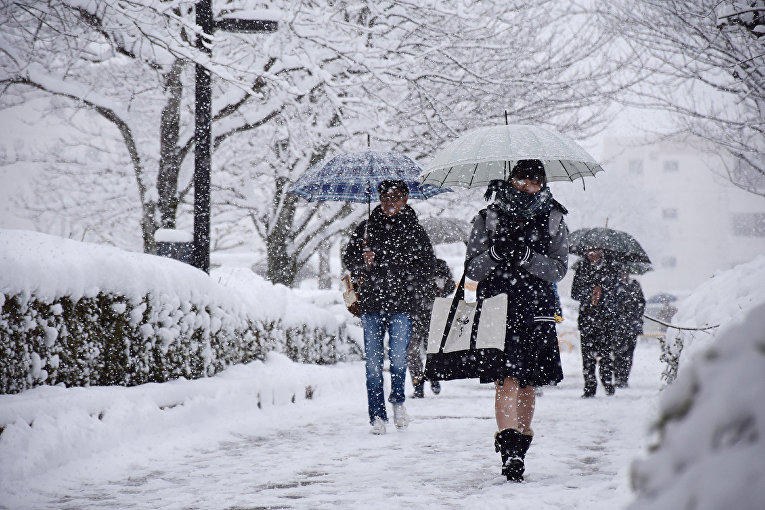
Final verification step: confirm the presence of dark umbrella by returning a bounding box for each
[568,227,651,264]
[620,261,653,275]
[420,217,471,245]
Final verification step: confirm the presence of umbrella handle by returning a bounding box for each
[364,181,372,245]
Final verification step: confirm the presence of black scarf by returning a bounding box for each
[484,179,554,221]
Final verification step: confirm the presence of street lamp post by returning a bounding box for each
[193,1,278,273]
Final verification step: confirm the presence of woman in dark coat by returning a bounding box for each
[465,159,568,481]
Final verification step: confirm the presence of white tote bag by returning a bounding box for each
[425,270,508,381]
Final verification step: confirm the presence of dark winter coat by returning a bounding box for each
[464,199,569,386]
[410,258,456,322]
[615,278,645,337]
[571,258,622,335]
[426,258,456,304]
[342,205,435,314]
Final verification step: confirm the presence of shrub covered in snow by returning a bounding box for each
[0,230,359,394]
[658,255,765,384]
[630,258,765,509]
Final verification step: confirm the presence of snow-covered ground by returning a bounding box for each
[0,342,663,509]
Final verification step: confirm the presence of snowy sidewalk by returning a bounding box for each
[0,343,662,509]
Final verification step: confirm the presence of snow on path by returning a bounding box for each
[2,343,662,509]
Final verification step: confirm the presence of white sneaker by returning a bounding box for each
[370,417,386,435]
[392,403,410,429]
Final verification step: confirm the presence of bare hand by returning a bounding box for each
[591,285,602,306]
[363,249,375,266]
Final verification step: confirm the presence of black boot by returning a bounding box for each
[494,429,533,482]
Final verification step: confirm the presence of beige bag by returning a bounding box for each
[341,273,361,317]
[426,293,507,354]
[424,268,508,381]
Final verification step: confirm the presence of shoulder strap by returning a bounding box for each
[552,199,568,215]
[436,259,471,354]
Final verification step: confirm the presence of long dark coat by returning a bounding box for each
[571,258,622,335]
[616,279,646,337]
[468,203,568,387]
[342,205,435,314]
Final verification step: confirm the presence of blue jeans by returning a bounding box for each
[361,312,412,424]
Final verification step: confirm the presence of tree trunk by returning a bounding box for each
[318,241,332,289]
[141,200,158,254]
[156,59,185,230]
[266,178,300,286]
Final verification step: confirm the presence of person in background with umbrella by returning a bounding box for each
[408,258,456,399]
[465,159,569,482]
[571,249,622,397]
[613,267,646,388]
[342,180,436,435]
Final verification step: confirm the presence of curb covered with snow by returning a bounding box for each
[0,353,360,483]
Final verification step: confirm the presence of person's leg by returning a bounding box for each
[495,377,536,432]
[614,333,630,386]
[495,377,520,431]
[598,335,616,395]
[387,312,411,405]
[407,312,426,395]
[621,335,638,386]
[422,311,441,394]
[494,377,535,481]
[581,332,598,396]
[516,385,536,434]
[361,312,387,424]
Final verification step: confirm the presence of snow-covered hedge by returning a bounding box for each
[630,301,765,510]
[658,255,765,384]
[0,230,359,394]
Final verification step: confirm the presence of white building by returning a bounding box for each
[596,135,765,296]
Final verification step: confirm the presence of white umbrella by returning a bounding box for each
[421,124,604,188]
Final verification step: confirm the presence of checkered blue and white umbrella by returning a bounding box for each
[290,150,450,204]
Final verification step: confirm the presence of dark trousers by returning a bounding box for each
[614,335,638,385]
[407,311,430,386]
[581,328,615,395]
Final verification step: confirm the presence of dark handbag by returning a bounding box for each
[424,267,508,381]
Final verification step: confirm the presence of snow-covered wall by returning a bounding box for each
[0,230,360,394]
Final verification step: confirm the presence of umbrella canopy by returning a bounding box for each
[568,227,651,264]
[420,217,471,245]
[647,292,677,304]
[420,124,604,188]
[620,261,654,275]
[290,150,449,203]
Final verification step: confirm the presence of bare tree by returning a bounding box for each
[601,0,765,196]
[2,0,631,286]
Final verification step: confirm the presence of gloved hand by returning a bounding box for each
[489,214,531,264]
[489,238,530,264]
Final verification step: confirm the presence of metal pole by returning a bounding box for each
[194,0,213,273]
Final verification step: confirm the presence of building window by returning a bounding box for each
[661,256,677,268]
[628,159,644,175]
[732,213,765,237]
[662,208,678,219]
[663,160,679,173]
